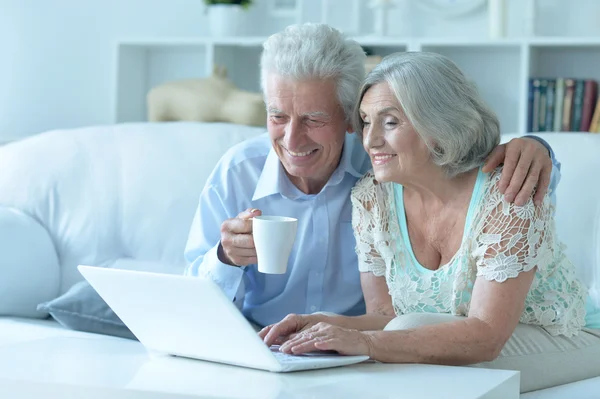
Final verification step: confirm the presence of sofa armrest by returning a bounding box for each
[0,207,60,318]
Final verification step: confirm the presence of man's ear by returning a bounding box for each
[346,122,355,134]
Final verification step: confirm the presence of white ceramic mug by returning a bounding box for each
[252,216,298,274]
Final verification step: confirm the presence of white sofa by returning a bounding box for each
[0,122,598,398]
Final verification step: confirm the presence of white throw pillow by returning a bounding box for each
[0,207,60,317]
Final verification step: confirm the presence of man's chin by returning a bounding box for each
[283,166,315,179]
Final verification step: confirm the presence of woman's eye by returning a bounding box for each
[362,121,371,126]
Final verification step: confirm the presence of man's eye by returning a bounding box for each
[306,119,325,127]
[362,121,371,126]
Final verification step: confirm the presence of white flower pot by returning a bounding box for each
[208,4,244,37]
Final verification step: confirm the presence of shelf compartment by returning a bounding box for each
[420,44,522,134]
[115,44,208,123]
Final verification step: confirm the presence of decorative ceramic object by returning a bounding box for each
[414,0,486,18]
[488,0,506,39]
[208,4,244,37]
[147,66,267,127]
[523,0,537,36]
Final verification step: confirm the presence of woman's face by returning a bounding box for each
[359,82,431,183]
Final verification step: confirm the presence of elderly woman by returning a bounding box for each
[260,52,600,393]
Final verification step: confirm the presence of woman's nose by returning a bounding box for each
[363,124,383,149]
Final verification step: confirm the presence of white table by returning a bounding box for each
[0,332,519,399]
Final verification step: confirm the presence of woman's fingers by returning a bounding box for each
[262,314,304,347]
[289,336,323,354]
[279,331,315,353]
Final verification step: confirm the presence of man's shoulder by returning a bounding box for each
[220,132,271,167]
[344,133,372,175]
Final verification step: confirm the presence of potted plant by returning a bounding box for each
[204,0,254,37]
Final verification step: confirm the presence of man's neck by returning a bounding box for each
[287,168,336,195]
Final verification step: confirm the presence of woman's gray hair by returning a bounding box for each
[353,52,500,177]
[260,23,366,122]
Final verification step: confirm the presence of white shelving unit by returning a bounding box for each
[113,36,600,134]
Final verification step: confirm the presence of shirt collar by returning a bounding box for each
[252,134,364,201]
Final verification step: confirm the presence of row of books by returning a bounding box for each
[527,78,600,133]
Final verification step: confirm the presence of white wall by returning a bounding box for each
[0,0,287,140]
[1,0,599,141]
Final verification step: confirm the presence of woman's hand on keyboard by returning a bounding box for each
[278,322,372,357]
[259,313,327,347]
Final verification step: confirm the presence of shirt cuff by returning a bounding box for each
[197,243,245,301]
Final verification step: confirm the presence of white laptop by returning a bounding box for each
[77,265,369,372]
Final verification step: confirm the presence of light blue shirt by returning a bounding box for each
[184,133,372,327]
[184,133,561,328]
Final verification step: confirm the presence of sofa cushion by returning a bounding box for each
[36,258,181,339]
[0,207,60,318]
[36,280,136,340]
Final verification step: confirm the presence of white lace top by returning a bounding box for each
[351,168,588,337]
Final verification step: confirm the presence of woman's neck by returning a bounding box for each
[399,167,479,209]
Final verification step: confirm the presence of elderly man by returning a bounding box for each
[184,23,560,328]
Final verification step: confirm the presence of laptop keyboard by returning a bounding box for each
[270,346,340,363]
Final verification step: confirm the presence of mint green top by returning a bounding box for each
[393,168,599,330]
[351,167,594,337]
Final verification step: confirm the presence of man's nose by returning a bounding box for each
[283,119,306,149]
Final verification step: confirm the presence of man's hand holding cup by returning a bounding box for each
[218,208,298,274]
[218,208,262,267]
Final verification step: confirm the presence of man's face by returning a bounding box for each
[265,75,351,194]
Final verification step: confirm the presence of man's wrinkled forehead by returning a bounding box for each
[267,105,332,118]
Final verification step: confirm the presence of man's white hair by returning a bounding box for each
[260,23,366,122]
[354,52,501,177]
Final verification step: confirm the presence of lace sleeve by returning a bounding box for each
[474,171,555,282]
[350,172,387,276]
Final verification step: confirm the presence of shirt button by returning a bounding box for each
[310,305,317,312]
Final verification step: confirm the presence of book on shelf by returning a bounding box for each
[552,77,564,131]
[590,100,600,133]
[527,77,599,133]
[581,80,599,132]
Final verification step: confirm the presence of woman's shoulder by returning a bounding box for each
[475,166,554,232]
[482,166,503,192]
[351,170,390,203]
[479,166,512,207]
[479,166,550,210]
[354,170,377,190]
